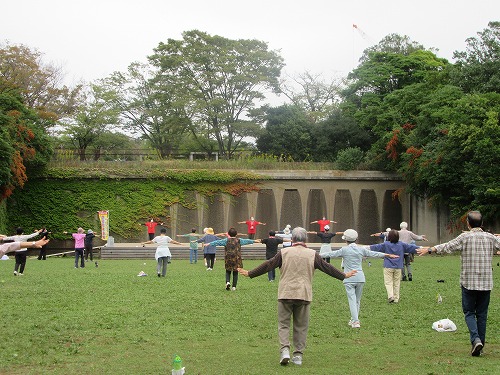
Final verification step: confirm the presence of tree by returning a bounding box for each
[103,62,190,158]
[359,33,431,63]
[400,93,500,221]
[62,84,119,161]
[0,42,81,127]
[278,71,344,122]
[0,90,52,199]
[452,21,500,94]
[256,105,313,160]
[149,30,284,159]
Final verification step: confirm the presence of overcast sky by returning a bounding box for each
[2,0,498,103]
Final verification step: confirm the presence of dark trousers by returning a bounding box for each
[14,252,27,273]
[206,254,215,269]
[226,270,239,287]
[85,244,93,261]
[38,247,47,260]
[74,248,85,268]
[462,286,490,345]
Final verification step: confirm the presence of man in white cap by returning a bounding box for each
[307,225,342,263]
[398,221,427,281]
[322,229,399,328]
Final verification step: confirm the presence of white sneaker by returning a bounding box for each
[348,320,353,327]
[231,287,236,291]
[351,321,361,328]
[280,348,290,365]
[291,355,302,365]
[226,282,231,290]
[13,271,17,276]
[18,273,23,276]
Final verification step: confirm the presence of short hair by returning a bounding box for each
[387,229,399,243]
[16,227,23,235]
[269,230,276,236]
[191,228,196,233]
[400,221,408,229]
[77,227,84,234]
[160,228,167,234]
[467,211,483,229]
[228,227,237,237]
[292,227,307,243]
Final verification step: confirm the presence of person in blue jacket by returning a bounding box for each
[322,229,399,328]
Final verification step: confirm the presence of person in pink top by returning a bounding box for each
[237,217,266,239]
[65,228,86,268]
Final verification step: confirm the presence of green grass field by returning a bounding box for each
[1,254,500,374]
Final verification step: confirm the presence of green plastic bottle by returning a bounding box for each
[173,355,183,371]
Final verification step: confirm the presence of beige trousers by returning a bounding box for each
[277,300,311,355]
[383,268,402,302]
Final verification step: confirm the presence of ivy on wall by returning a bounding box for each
[6,168,262,240]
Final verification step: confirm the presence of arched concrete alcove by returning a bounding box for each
[333,189,355,233]
[306,189,327,230]
[203,192,225,233]
[280,189,303,231]
[228,192,249,229]
[357,189,380,244]
[255,189,278,239]
[382,190,403,231]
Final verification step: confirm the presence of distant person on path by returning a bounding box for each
[144,218,164,240]
[64,228,86,268]
[417,211,500,357]
[177,228,201,264]
[309,217,337,232]
[307,225,342,263]
[260,230,287,281]
[142,228,182,277]
[207,227,255,290]
[369,230,421,303]
[276,226,292,248]
[3,227,42,275]
[322,229,399,328]
[196,228,220,271]
[237,227,356,366]
[398,221,427,281]
[85,229,97,262]
[36,227,50,260]
[238,217,266,239]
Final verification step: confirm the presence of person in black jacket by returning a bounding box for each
[260,231,284,282]
[85,229,96,261]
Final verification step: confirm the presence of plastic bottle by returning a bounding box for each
[437,294,442,304]
[172,355,185,375]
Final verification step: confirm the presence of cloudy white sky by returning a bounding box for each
[2,0,498,102]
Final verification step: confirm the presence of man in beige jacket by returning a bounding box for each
[238,227,356,366]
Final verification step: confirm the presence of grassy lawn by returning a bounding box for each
[1,254,500,374]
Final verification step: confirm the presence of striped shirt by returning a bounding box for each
[434,228,500,290]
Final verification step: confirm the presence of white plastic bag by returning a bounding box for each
[432,318,457,332]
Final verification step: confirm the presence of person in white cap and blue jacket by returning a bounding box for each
[322,229,400,328]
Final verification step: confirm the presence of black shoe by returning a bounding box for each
[402,275,407,281]
[472,340,483,356]
[408,274,413,281]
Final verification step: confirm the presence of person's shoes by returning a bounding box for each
[348,320,353,327]
[471,339,483,356]
[408,273,413,281]
[226,282,231,290]
[402,275,407,281]
[18,273,24,276]
[157,273,161,278]
[231,287,236,291]
[206,268,210,271]
[13,271,17,276]
[291,354,302,365]
[388,297,394,303]
[280,348,290,365]
[351,321,361,328]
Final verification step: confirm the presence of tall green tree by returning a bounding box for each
[103,62,190,158]
[452,21,500,94]
[256,105,313,160]
[62,84,119,161]
[149,30,284,159]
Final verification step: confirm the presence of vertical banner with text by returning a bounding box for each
[98,210,109,240]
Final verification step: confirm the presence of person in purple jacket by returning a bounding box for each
[370,229,424,303]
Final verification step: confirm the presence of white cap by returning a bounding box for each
[342,229,358,242]
[324,225,330,231]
